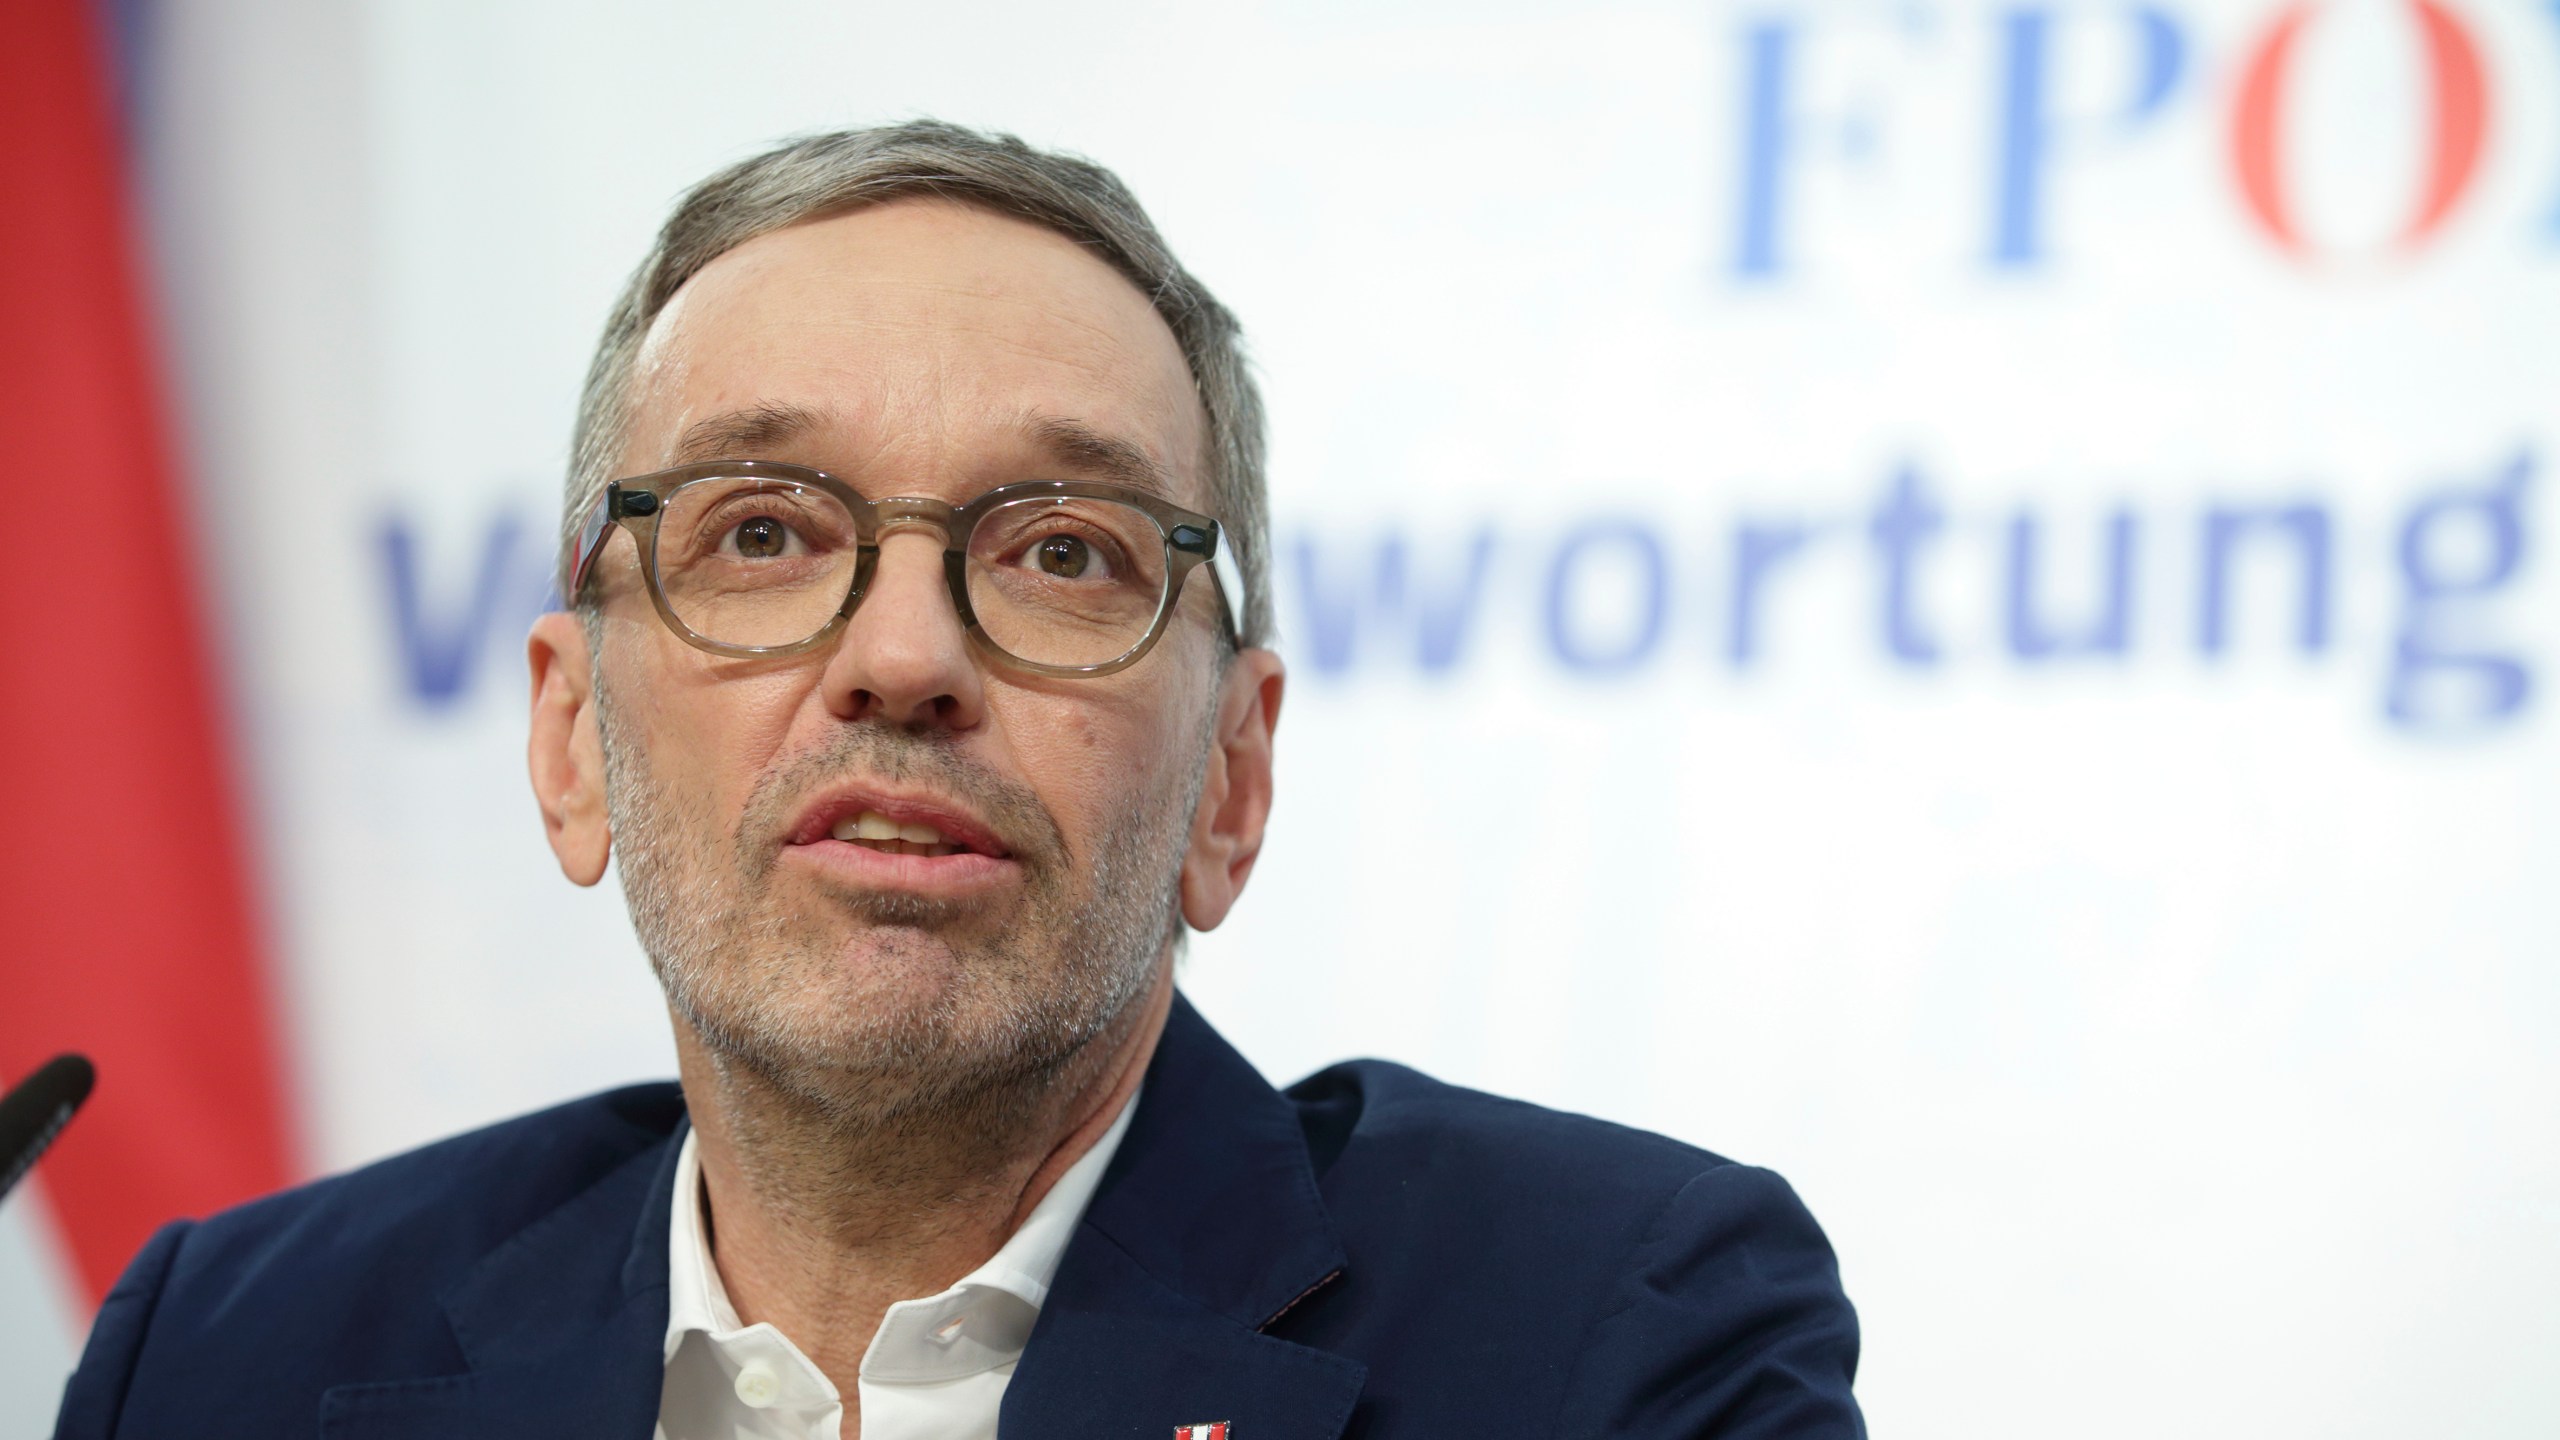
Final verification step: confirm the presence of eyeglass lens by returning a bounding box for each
[651,476,1174,667]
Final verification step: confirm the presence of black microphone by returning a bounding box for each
[0,1054,96,1205]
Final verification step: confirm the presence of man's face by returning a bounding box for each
[570,198,1235,1110]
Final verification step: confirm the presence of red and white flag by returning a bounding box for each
[0,0,299,1301]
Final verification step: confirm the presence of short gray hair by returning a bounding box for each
[560,119,1272,646]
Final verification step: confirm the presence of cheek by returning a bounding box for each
[994,675,1204,852]
[1061,704,1103,753]
[994,693,1132,851]
[622,631,815,814]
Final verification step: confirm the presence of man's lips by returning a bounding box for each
[780,785,1026,902]
[784,835,1019,898]
[778,784,1018,896]
[785,786,1013,860]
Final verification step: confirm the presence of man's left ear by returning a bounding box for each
[1179,647,1286,932]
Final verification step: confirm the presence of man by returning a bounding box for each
[55,122,1862,1439]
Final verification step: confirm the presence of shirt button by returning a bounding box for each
[733,1363,780,1408]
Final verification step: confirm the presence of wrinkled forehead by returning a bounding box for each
[622,198,1211,508]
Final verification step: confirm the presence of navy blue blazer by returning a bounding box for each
[55,996,1862,1438]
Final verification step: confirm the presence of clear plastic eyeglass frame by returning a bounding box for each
[568,459,1247,678]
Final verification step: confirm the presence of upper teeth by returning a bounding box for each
[832,810,946,846]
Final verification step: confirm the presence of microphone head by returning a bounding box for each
[0,1053,97,1205]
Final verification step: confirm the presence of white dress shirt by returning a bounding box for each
[655,1093,1137,1440]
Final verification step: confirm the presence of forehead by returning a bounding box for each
[625,198,1207,503]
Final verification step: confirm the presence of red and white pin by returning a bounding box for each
[1174,1426,1230,1440]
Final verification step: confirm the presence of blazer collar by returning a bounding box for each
[319,993,1364,1440]
[999,992,1366,1439]
[319,1110,682,1440]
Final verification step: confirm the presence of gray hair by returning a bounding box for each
[559,119,1272,647]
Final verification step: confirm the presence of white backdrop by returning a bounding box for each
[6,0,2557,1435]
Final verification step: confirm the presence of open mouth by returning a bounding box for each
[829,809,968,858]
[784,787,1014,874]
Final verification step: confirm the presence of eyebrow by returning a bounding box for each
[671,401,832,465]
[667,402,1183,501]
[1017,413,1181,500]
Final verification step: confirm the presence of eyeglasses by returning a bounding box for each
[569,461,1246,677]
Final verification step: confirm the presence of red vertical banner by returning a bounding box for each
[0,0,298,1299]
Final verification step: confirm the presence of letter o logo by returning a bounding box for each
[2230,0,2489,259]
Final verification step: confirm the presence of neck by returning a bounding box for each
[674,970,1172,1399]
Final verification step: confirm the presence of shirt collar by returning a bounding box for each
[662,1087,1139,1381]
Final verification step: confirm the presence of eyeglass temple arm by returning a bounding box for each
[568,483,661,600]
[1171,519,1247,645]
[1207,544,1247,646]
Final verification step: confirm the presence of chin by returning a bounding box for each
[679,928,1095,1088]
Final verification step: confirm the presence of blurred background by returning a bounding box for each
[2,0,2554,1434]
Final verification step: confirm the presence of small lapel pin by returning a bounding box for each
[1175,1426,1231,1440]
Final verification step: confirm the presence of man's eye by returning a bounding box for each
[724,516,798,559]
[1032,533,1104,579]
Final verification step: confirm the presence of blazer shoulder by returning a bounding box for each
[58,1083,686,1437]
[139,1082,682,1361]
[185,1079,685,1274]
[1277,1060,1861,1436]
[1286,1056,1736,1210]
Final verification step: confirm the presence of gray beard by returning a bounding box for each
[596,676,1207,1146]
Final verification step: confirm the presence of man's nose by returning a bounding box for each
[818,528,986,729]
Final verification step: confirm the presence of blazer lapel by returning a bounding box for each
[1003,995,1366,1440]
[319,1118,685,1440]
[315,998,1362,1440]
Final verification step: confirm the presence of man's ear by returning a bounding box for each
[528,610,612,886]
[1180,647,1286,932]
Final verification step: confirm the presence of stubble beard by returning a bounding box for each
[597,677,1207,1148]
